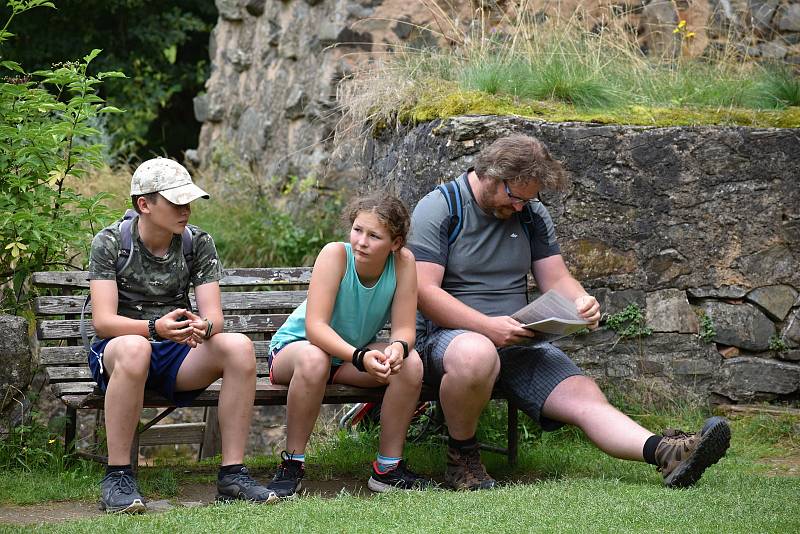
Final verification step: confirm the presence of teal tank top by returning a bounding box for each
[268,243,397,363]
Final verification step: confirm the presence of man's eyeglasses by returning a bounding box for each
[503,180,539,205]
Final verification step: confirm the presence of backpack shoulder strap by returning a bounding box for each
[116,209,138,273]
[181,226,194,273]
[436,180,463,245]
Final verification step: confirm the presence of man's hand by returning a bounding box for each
[384,343,404,374]
[363,350,391,383]
[484,315,537,348]
[154,308,195,346]
[575,295,601,329]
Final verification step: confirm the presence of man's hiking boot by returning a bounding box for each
[216,466,278,503]
[368,460,435,493]
[656,416,731,488]
[99,470,146,514]
[444,445,497,491]
[266,451,305,498]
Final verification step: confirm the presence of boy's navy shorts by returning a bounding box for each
[88,337,205,406]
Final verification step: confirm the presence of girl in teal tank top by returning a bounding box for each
[266,194,431,496]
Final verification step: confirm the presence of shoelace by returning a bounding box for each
[107,472,137,495]
[231,470,259,488]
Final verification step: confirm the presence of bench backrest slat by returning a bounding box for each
[35,291,308,316]
[32,268,312,289]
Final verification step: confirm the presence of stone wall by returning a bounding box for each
[362,115,800,403]
[193,0,800,184]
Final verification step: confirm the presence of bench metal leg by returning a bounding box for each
[507,401,518,466]
[64,406,77,465]
[199,407,221,460]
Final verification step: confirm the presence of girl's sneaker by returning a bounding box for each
[267,451,305,498]
[368,460,434,492]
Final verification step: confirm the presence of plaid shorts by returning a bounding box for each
[416,324,582,431]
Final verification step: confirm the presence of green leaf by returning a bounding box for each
[0,61,24,73]
[163,44,177,65]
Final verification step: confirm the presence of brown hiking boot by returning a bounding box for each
[655,416,731,488]
[444,445,497,491]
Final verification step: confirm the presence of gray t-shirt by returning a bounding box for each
[88,219,223,320]
[408,172,561,319]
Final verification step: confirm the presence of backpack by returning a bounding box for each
[80,209,194,351]
[436,177,538,246]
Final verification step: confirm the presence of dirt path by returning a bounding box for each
[0,475,371,527]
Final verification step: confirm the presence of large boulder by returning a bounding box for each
[0,315,36,413]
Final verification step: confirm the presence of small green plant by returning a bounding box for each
[605,304,653,340]
[768,335,788,352]
[698,311,716,343]
[0,413,66,471]
[0,0,121,312]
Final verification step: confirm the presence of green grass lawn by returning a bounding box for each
[0,407,798,533]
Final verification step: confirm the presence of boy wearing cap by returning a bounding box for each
[88,157,276,513]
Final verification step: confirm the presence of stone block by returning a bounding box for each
[749,0,780,34]
[193,94,224,123]
[646,289,699,333]
[673,358,716,376]
[778,3,800,31]
[688,286,749,299]
[745,285,797,321]
[712,356,800,401]
[244,0,265,17]
[0,315,35,412]
[783,309,800,347]
[593,288,646,317]
[216,0,243,21]
[701,300,775,351]
[778,349,800,362]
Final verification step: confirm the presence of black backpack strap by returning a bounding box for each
[436,180,464,245]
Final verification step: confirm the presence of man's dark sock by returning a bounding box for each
[448,435,478,451]
[219,463,245,478]
[106,464,133,475]
[643,435,663,465]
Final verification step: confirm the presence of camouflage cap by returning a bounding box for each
[130,157,209,205]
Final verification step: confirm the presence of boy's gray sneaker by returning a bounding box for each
[216,466,278,503]
[99,470,146,514]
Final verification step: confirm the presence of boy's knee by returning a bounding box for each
[403,351,424,383]
[109,336,152,379]
[217,333,256,373]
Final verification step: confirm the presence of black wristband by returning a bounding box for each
[148,317,160,341]
[389,339,409,359]
[351,347,367,372]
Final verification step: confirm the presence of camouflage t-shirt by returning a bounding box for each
[88,218,223,320]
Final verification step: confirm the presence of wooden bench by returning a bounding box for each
[32,268,519,465]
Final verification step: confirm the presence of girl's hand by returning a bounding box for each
[364,350,391,383]
[384,343,404,374]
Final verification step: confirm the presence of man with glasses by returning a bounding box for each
[408,134,730,491]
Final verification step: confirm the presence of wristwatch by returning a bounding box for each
[389,339,409,359]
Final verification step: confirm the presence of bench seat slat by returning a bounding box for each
[35,291,309,316]
[32,268,312,289]
[139,423,206,446]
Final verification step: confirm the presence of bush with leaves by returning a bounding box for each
[0,0,119,312]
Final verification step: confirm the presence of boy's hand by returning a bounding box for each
[184,310,208,345]
[155,308,195,345]
[384,343,404,374]
[363,350,391,383]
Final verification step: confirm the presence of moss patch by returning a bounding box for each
[398,85,800,128]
